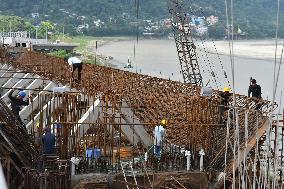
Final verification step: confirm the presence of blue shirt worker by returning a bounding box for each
[42,127,55,155]
[154,119,166,158]
[8,89,30,125]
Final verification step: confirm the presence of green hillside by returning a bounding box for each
[0,0,281,38]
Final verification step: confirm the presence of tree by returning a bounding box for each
[37,21,55,39]
[208,24,225,39]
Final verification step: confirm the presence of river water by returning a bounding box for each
[98,39,284,111]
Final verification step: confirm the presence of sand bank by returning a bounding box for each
[202,40,282,60]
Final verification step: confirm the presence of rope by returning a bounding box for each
[266,0,282,188]
[272,40,284,103]
[133,0,140,73]
[186,5,221,89]
[224,0,236,106]
[236,110,240,189]
[273,0,281,101]
[224,109,231,187]
[195,38,220,89]
[224,0,238,186]
[195,6,231,90]
[253,113,260,189]
[210,39,232,88]
[200,37,222,89]
[241,110,249,189]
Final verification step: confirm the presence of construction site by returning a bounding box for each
[0,0,283,189]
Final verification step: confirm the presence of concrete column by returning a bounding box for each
[77,98,101,137]
[120,101,152,147]
[113,112,141,146]
[25,96,59,130]
[75,99,150,146]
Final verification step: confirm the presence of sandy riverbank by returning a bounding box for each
[202,40,282,60]
[97,38,282,61]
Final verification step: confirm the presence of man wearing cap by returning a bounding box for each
[248,79,262,99]
[8,89,31,124]
[248,79,262,109]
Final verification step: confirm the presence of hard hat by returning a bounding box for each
[161,119,167,126]
[223,87,230,93]
[18,91,26,98]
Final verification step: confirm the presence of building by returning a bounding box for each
[0,31,78,52]
[31,13,39,18]
[206,15,219,26]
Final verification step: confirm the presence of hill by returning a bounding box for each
[0,0,282,38]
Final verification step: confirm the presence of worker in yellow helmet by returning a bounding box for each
[218,87,232,124]
[154,119,167,158]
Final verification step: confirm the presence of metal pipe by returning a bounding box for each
[0,77,50,80]
[51,121,155,125]
[0,87,86,94]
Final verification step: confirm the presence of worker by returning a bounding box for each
[248,79,262,99]
[248,79,263,109]
[124,56,132,68]
[218,87,232,124]
[127,56,132,68]
[64,56,83,83]
[154,119,166,158]
[42,127,55,155]
[8,89,31,125]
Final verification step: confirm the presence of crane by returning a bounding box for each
[168,0,203,87]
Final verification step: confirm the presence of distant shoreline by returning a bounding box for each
[201,40,280,61]
[83,36,284,71]
[97,38,280,62]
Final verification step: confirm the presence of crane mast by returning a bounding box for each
[168,0,203,86]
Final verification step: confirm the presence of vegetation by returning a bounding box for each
[0,0,282,38]
[48,49,71,58]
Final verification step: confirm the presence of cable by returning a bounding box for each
[186,5,221,89]
[195,6,231,89]
[210,39,231,89]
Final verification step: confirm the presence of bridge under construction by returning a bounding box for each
[0,48,282,189]
[0,1,282,188]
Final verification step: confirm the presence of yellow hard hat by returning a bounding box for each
[223,87,230,92]
[161,119,167,126]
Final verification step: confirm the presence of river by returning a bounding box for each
[98,39,284,111]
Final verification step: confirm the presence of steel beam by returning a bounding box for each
[0,66,14,86]
[1,74,38,104]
